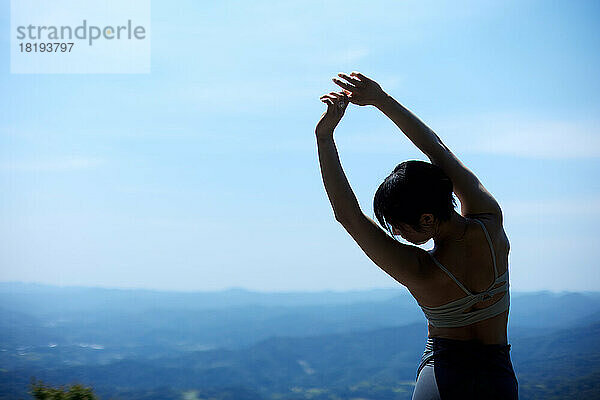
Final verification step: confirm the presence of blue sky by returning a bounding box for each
[1,0,599,292]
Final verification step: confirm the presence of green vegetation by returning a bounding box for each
[29,379,98,400]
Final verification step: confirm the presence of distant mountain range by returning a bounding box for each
[1,283,599,399]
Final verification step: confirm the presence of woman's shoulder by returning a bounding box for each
[464,211,502,230]
[464,210,498,220]
[464,212,510,253]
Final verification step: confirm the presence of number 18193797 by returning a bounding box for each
[19,42,74,52]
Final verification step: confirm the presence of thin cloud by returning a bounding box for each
[309,113,600,159]
[1,157,105,172]
[503,196,600,217]
[436,114,600,159]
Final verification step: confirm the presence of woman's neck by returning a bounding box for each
[432,211,468,246]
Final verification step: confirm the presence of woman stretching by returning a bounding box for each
[315,72,518,400]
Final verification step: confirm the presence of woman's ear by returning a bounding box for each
[419,213,435,227]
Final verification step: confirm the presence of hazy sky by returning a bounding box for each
[1,0,599,292]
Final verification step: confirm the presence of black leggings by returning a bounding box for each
[412,337,518,400]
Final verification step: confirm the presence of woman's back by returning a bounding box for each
[409,213,517,399]
[409,212,510,344]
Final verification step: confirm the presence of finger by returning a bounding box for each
[336,91,350,104]
[337,94,349,107]
[320,91,341,98]
[337,72,362,86]
[322,98,334,106]
[332,77,355,91]
[350,71,369,81]
[320,94,338,101]
[324,92,347,103]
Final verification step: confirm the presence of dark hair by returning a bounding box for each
[373,160,456,234]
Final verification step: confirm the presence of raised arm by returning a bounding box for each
[333,72,502,219]
[315,92,361,222]
[315,91,426,286]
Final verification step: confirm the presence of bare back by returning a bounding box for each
[409,213,510,344]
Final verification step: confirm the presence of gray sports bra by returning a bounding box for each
[418,218,510,328]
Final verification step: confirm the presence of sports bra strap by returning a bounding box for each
[427,253,472,295]
[472,218,498,278]
[427,218,499,296]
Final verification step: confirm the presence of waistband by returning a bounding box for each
[416,337,512,379]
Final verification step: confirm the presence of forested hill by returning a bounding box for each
[1,283,599,399]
